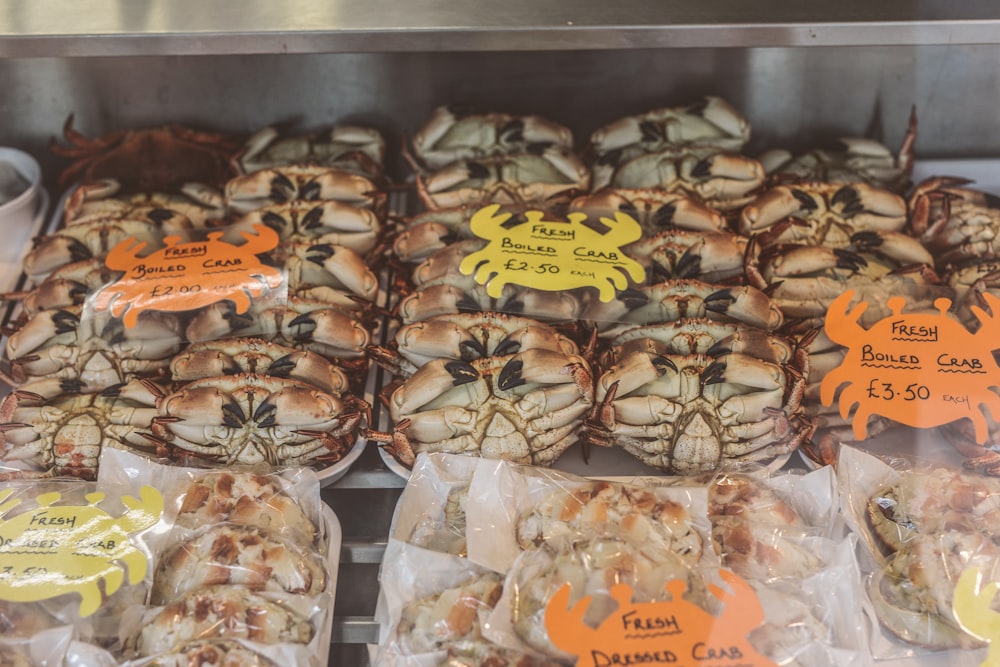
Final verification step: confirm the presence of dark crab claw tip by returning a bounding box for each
[703,288,736,312]
[526,141,553,156]
[597,148,623,167]
[302,206,325,229]
[831,184,860,207]
[690,158,714,179]
[706,339,731,358]
[493,337,522,357]
[267,354,297,377]
[223,311,257,329]
[147,208,176,225]
[99,382,124,397]
[619,288,650,311]
[444,359,479,386]
[651,355,678,374]
[651,202,678,228]
[459,338,488,360]
[69,283,90,299]
[261,210,287,227]
[222,399,247,427]
[289,313,317,329]
[702,359,728,384]
[466,162,491,180]
[686,98,710,116]
[270,172,295,193]
[497,358,526,391]
[305,244,336,263]
[639,119,665,143]
[68,239,92,263]
[456,295,484,314]
[57,379,85,393]
[674,251,701,278]
[833,248,868,271]
[850,230,882,247]
[791,188,819,211]
[499,118,525,143]
[618,200,639,214]
[252,400,277,427]
[300,181,322,200]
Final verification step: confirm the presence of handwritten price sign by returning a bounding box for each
[820,290,1000,442]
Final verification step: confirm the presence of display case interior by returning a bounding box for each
[5,8,1000,663]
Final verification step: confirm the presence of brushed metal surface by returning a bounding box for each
[2,0,1000,54]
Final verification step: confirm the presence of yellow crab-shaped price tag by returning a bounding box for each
[459,204,645,301]
[0,486,163,617]
[955,566,1000,666]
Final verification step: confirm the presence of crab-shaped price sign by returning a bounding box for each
[0,485,163,616]
[820,290,1000,441]
[458,204,646,302]
[92,224,284,328]
[954,566,1000,666]
[544,570,777,667]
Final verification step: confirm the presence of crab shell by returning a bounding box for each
[397,273,585,325]
[236,124,386,178]
[63,178,226,228]
[0,389,160,479]
[415,148,590,211]
[184,297,371,362]
[581,279,783,338]
[592,145,765,211]
[143,372,367,467]
[759,109,916,194]
[589,97,751,159]
[908,177,1000,266]
[590,344,809,474]
[224,200,382,254]
[223,163,384,214]
[379,348,593,467]
[370,311,578,377]
[23,217,193,283]
[407,105,574,171]
[49,115,242,191]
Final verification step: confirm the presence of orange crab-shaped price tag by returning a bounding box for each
[0,486,163,617]
[92,224,284,328]
[954,566,1000,666]
[544,570,777,667]
[458,204,646,301]
[820,289,1000,442]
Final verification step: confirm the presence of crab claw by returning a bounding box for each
[703,286,783,330]
[850,230,934,266]
[288,308,370,358]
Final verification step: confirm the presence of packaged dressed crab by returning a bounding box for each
[840,446,1000,659]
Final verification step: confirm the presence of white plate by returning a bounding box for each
[317,435,368,486]
[0,186,48,293]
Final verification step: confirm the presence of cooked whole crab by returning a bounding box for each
[0,385,159,479]
[415,148,590,211]
[407,105,574,171]
[368,348,593,468]
[589,97,751,162]
[185,296,371,363]
[127,372,367,467]
[570,188,728,236]
[908,177,1000,266]
[223,200,382,254]
[399,275,587,326]
[581,279,783,338]
[0,259,119,318]
[223,163,384,214]
[63,178,226,228]
[49,115,242,191]
[236,124,386,179]
[592,144,764,212]
[759,108,917,194]
[3,307,184,392]
[586,320,810,474]
[369,311,578,377]
[23,216,193,283]
[625,229,748,284]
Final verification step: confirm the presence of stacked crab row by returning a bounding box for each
[0,122,390,479]
[369,102,813,474]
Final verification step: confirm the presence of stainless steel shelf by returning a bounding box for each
[3,0,1000,56]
